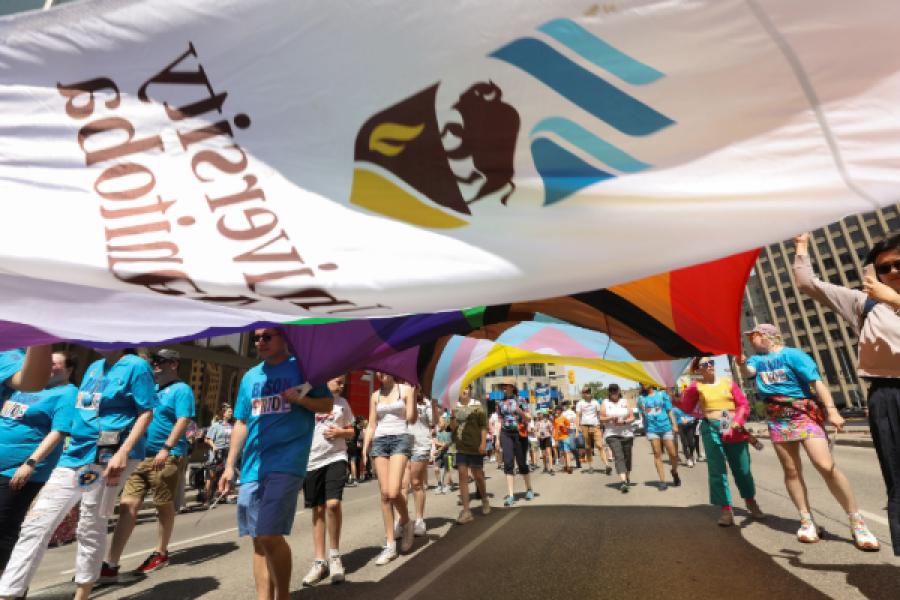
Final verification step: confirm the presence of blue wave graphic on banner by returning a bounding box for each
[531,138,615,205]
[537,19,663,85]
[532,117,651,174]
[490,37,673,136]
[490,20,673,206]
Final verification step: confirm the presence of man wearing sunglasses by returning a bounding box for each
[794,232,900,554]
[219,327,333,599]
[102,348,196,580]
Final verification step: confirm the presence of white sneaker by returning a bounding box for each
[481,501,492,516]
[302,560,329,586]
[413,519,426,537]
[400,520,415,552]
[457,509,474,524]
[797,519,820,543]
[329,555,345,583]
[375,545,398,566]
[850,514,880,551]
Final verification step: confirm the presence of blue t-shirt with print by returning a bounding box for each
[0,383,77,482]
[638,392,673,434]
[746,347,820,399]
[144,381,196,457]
[234,356,329,483]
[59,355,156,469]
[0,349,25,388]
[498,397,527,431]
[672,406,695,425]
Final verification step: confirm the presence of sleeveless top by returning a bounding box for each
[602,398,633,439]
[374,387,408,437]
[696,378,736,412]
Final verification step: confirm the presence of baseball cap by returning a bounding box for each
[153,348,180,361]
[743,323,778,337]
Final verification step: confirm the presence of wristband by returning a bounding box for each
[162,443,173,451]
[25,458,37,468]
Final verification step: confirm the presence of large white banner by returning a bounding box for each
[1,0,898,340]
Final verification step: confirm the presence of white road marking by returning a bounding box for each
[394,510,518,600]
[59,490,379,575]
[859,509,889,527]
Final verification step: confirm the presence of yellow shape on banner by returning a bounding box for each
[350,167,468,229]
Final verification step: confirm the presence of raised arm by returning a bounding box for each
[794,233,866,329]
[678,382,701,416]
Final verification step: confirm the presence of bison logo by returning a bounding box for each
[349,81,520,229]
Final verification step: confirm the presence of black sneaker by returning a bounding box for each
[605,466,612,476]
[671,471,681,487]
[620,482,629,493]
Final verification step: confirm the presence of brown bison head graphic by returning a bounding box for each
[350,81,520,229]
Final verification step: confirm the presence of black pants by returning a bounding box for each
[606,436,633,474]
[679,423,698,461]
[868,380,900,556]
[0,475,44,572]
[501,429,529,475]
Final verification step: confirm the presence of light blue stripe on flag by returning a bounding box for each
[532,117,651,173]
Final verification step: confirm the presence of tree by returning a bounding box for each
[583,381,609,400]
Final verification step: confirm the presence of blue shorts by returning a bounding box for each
[557,439,572,453]
[455,453,484,469]
[646,431,675,441]
[237,472,303,537]
[370,434,413,458]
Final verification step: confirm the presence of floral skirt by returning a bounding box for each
[765,397,826,443]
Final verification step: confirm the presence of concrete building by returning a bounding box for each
[476,363,571,405]
[741,204,900,408]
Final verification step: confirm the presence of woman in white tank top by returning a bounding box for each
[362,373,416,565]
[402,386,437,538]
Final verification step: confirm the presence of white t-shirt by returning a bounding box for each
[602,398,634,439]
[576,399,601,426]
[410,400,435,454]
[307,396,353,472]
[563,409,577,432]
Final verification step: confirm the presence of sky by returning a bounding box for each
[568,354,733,393]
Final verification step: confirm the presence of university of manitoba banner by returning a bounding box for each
[0,0,898,344]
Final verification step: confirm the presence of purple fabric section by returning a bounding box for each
[283,312,477,384]
[0,320,280,352]
[362,346,421,384]
[0,321,61,348]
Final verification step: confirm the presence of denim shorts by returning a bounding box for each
[646,430,674,441]
[237,472,303,537]
[454,453,484,469]
[370,433,413,458]
[557,439,571,453]
[410,452,430,463]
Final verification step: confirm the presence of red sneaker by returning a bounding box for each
[134,552,169,574]
[99,562,120,584]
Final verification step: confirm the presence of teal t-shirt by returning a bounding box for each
[0,384,77,482]
[233,356,329,483]
[59,355,155,469]
[638,392,673,434]
[746,347,820,399]
[144,381,196,457]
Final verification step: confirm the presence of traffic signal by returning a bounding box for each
[567,370,575,384]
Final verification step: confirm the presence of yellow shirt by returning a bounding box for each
[696,378,736,412]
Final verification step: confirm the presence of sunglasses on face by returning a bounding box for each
[252,333,280,343]
[698,361,714,369]
[151,358,173,367]
[874,259,900,276]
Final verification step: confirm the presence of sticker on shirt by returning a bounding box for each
[315,411,341,427]
[0,400,29,420]
[759,369,789,385]
[76,391,102,411]
[251,395,292,417]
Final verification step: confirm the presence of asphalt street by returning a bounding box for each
[24,440,899,599]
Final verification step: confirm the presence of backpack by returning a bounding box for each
[859,298,878,329]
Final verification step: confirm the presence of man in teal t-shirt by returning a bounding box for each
[103,349,197,581]
[219,328,332,600]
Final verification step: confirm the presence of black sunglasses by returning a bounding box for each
[252,333,280,343]
[874,259,900,276]
[151,357,173,366]
[698,361,714,368]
